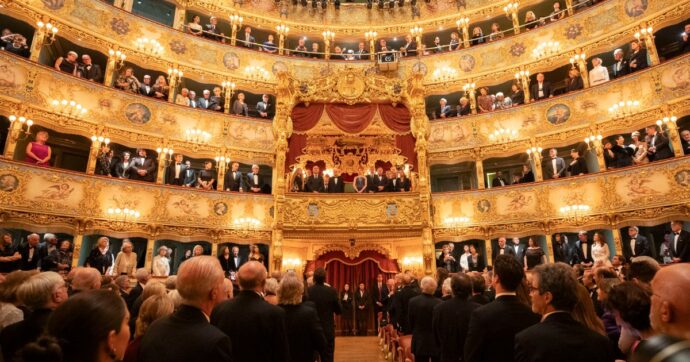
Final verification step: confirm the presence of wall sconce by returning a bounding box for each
[410,25,423,37]
[106,207,141,223]
[167,67,183,81]
[569,53,586,68]
[221,80,236,114]
[214,154,231,171]
[532,41,560,59]
[402,256,423,275]
[90,134,110,145]
[514,69,531,100]
[233,217,261,229]
[634,26,653,41]
[229,13,244,46]
[50,99,87,118]
[276,24,290,55]
[185,128,211,144]
[526,146,543,161]
[584,134,603,149]
[559,204,590,224]
[656,115,678,133]
[456,17,470,48]
[322,30,335,42]
[36,21,58,45]
[432,66,458,82]
[135,37,164,56]
[156,147,174,167]
[282,258,303,270]
[244,66,270,81]
[7,115,33,141]
[108,48,126,70]
[503,1,519,15]
[489,127,518,142]
[608,100,640,118]
[462,82,475,93]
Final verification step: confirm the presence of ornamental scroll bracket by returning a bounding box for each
[313,243,391,260]
[293,67,405,105]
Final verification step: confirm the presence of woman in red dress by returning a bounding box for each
[25,130,51,166]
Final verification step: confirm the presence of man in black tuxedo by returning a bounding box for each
[129,148,156,182]
[140,256,232,362]
[228,246,245,272]
[646,125,674,161]
[18,233,42,270]
[165,154,187,186]
[139,74,155,96]
[322,174,331,193]
[371,274,389,323]
[624,226,652,260]
[305,165,325,193]
[627,40,649,73]
[491,171,509,187]
[256,94,273,119]
[545,148,567,179]
[515,263,614,362]
[211,261,288,362]
[567,148,588,176]
[464,255,540,362]
[328,168,345,193]
[492,237,516,265]
[246,164,264,193]
[386,166,402,191]
[510,237,526,266]
[610,135,634,168]
[371,167,388,193]
[408,277,442,362]
[126,268,150,311]
[182,160,196,187]
[433,273,479,362]
[611,48,629,79]
[197,89,213,110]
[670,220,690,263]
[530,73,553,101]
[393,273,421,334]
[78,54,102,82]
[400,34,417,57]
[354,41,368,60]
[224,162,243,192]
[203,16,224,42]
[307,267,342,362]
[575,231,593,267]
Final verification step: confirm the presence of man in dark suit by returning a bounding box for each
[681,129,690,155]
[140,256,232,362]
[182,160,197,187]
[438,98,452,119]
[624,226,652,260]
[408,277,442,362]
[18,233,41,270]
[371,167,388,193]
[509,237,526,266]
[627,40,649,73]
[469,274,490,305]
[433,273,479,362]
[515,263,614,362]
[228,246,245,273]
[354,282,370,336]
[197,89,213,110]
[165,154,187,186]
[139,74,155,97]
[670,220,690,263]
[491,171,509,187]
[203,16,224,42]
[241,26,256,49]
[78,54,102,82]
[246,164,264,193]
[464,255,540,362]
[256,94,273,119]
[322,174,331,193]
[354,41,368,60]
[211,261,288,362]
[224,162,243,192]
[307,267,342,362]
[544,148,567,179]
[400,34,417,57]
[492,237,516,264]
[371,274,389,323]
[129,148,156,182]
[393,273,421,334]
[611,48,629,79]
[574,231,593,267]
[305,165,325,193]
[126,268,150,310]
[567,149,588,176]
[328,168,345,193]
[386,167,403,192]
[530,73,553,101]
[646,125,674,161]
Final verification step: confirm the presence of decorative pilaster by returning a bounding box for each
[86,138,100,175]
[172,2,187,31]
[475,158,485,189]
[71,234,84,269]
[484,238,493,267]
[155,143,173,184]
[211,242,218,257]
[610,227,623,256]
[503,2,520,35]
[544,233,554,263]
[635,23,659,66]
[565,0,574,16]
[2,120,21,159]
[144,238,155,271]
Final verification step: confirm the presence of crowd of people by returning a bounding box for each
[290,165,412,193]
[0,28,29,58]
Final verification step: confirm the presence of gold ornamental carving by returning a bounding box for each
[313,243,391,259]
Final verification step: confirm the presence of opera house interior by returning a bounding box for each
[0,0,690,361]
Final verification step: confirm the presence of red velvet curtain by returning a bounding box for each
[292,103,325,132]
[395,134,417,169]
[286,134,307,172]
[324,104,378,134]
[378,104,411,133]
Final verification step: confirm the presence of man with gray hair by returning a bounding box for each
[198,89,212,109]
[19,233,41,270]
[515,263,613,361]
[612,48,628,78]
[68,267,101,296]
[126,268,151,309]
[625,226,651,260]
[493,92,512,110]
[141,255,231,361]
[438,98,451,118]
[408,276,441,362]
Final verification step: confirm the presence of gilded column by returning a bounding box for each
[475,158,485,189]
[144,237,155,272]
[173,2,187,31]
[637,23,660,66]
[565,0,574,16]
[71,234,84,269]
[665,119,684,158]
[544,233,554,263]
[610,227,623,256]
[104,56,117,87]
[211,242,219,257]
[484,239,493,267]
[28,27,46,63]
[122,0,134,12]
[85,138,100,175]
[2,121,21,159]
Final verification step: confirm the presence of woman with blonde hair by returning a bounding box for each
[152,246,170,277]
[264,278,279,305]
[113,239,138,276]
[25,131,51,167]
[152,75,169,100]
[565,67,584,93]
[291,168,305,192]
[123,294,174,362]
[525,11,540,30]
[631,131,649,164]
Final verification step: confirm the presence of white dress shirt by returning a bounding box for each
[174,163,182,178]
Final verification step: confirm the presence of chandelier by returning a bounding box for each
[489,128,518,142]
[244,66,270,81]
[532,41,560,59]
[50,99,87,118]
[608,100,640,118]
[432,66,458,81]
[107,207,141,221]
[135,37,164,56]
[185,128,211,144]
[233,217,261,228]
[559,204,590,224]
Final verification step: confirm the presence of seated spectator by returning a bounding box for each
[261,34,277,53]
[25,131,51,167]
[209,86,224,112]
[152,75,170,100]
[256,94,272,118]
[488,23,504,42]
[438,98,452,118]
[565,68,584,93]
[123,294,174,362]
[204,16,224,43]
[627,40,648,73]
[589,57,610,86]
[0,270,37,330]
[476,87,493,113]
[510,83,525,105]
[550,2,566,22]
[457,97,471,116]
[449,32,460,51]
[525,11,540,30]
[115,68,141,94]
[277,273,326,362]
[0,33,29,57]
[567,148,588,176]
[187,15,203,36]
[681,129,690,155]
[470,27,485,46]
[78,54,102,82]
[20,290,130,362]
[188,90,198,108]
[54,51,79,75]
[607,282,654,356]
[175,88,191,106]
[232,92,249,116]
[310,42,321,59]
[530,73,553,101]
[650,264,690,340]
[493,92,512,110]
[294,38,309,57]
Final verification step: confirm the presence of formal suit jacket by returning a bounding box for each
[208,96,223,112]
[354,49,368,60]
[623,234,652,260]
[182,167,197,187]
[398,178,411,192]
[402,41,417,56]
[129,156,156,182]
[197,96,213,110]
[649,133,674,161]
[211,291,288,362]
[611,144,634,168]
[141,305,232,362]
[256,101,272,118]
[114,161,132,179]
[386,177,403,192]
[127,282,144,311]
[371,283,390,312]
[409,294,442,357]
[515,312,614,362]
[438,105,452,118]
[567,157,588,176]
[465,254,485,272]
[224,170,243,191]
[544,157,566,179]
[553,241,569,263]
[307,283,342,339]
[432,297,480,362]
[227,254,244,272]
[670,230,690,262]
[139,83,156,97]
[279,303,327,362]
[165,162,188,186]
[437,253,458,272]
[627,48,649,73]
[457,103,471,116]
[491,176,509,187]
[464,295,540,362]
[245,172,264,191]
[611,59,629,79]
[530,81,553,100]
[509,244,526,265]
[241,33,256,48]
[0,308,52,361]
[328,176,345,193]
[203,24,224,42]
[394,283,421,334]
[79,63,102,82]
[371,175,389,192]
[492,245,516,264]
[355,290,370,317]
[681,139,690,155]
[305,175,325,193]
[565,76,584,93]
[18,243,41,270]
[573,241,593,264]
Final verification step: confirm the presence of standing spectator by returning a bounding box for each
[232,93,249,116]
[203,16,224,42]
[680,129,690,155]
[476,87,493,113]
[589,57,610,86]
[1,33,29,57]
[549,2,566,22]
[114,68,141,94]
[457,97,471,116]
[139,74,155,96]
[449,32,460,51]
[0,233,21,273]
[610,135,634,168]
[565,68,584,93]
[510,83,525,105]
[123,294,174,362]
[470,27,485,46]
[209,86,224,112]
[465,244,485,272]
[187,15,203,36]
[78,54,102,82]
[525,11,540,30]
[530,73,553,101]
[129,148,156,182]
[54,51,78,75]
[354,282,370,336]
[627,40,648,73]
[0,270,37,331]
[631,131,649,164]
[240,26,256,49]
[432,273,479,362]
[567,148,588,176]
[624,226,651,260]
[393,272,420,334]
[84,236,114,275]
[670,220,690,263]
[646,125,673,161]
[256,94,273,119]
[18,234,41,270]
[152,246,170,277]
[523,237,546,270]
[591,232,611,266]
[261,34,277,53]
[24,131,51,167]
[438,98,452,118]
[488,23,504,42]
[340,284,354,336]
[95,143,114,176]
[175,88,191,106]
[607,282,654,356]
[371,274,389,327]
[113,239,138,277]
[408,276,441,362]
[611,49,629,79]
[42,240,72,274]
[152,75,170,100]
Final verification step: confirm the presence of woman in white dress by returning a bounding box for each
[591,232,611,266]
[588,57,610,86]
[152,246,170,277]
[112,239,137,276]
[631,131,649,165]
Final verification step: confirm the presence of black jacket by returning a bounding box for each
[611,59,629,78]
[0,308,52,361]
[79,63,102,82]
[491,176,509,187]
[279,303,327,362]
[670,229,690,262]
[648,133,674,161]
[464,295,540,362]
[328,176,345,193]
[408,294,442,357]
[141,305,232,362]
[307,283,342,339]
[611,144,634,168]
[565,76,584,93]
[515,312,614,362]
[394,283,421,334]
[371,174,388,192]
[433,297,480,362]
[492,245,516,265]
[623,234,652,260]
[84,248,114,275]
[567,157,588,176]
[165,162,188,186]
[18,243,43,270]
[627,48,649,73]
[129,156,156,182]
[530,81,553,100]
[305,175,325,193]
[211,290,289,362]
[371,282,390,312]
[245,172,264,192]
[224,170,243,191]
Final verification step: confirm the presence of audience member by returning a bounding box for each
[628,256,659,286]
[646,125,673,161]
[589,57,610,86]
[550,2,566,22]
[24,131,51,167]
[669,220,690,262]
[476,87,493,113]
[112,239,137,277]
[78,54,102,82]
[1,32,29,57]
[432,273,478,362]
[611,48,629,79]
[565,68,584,92]
[409,276,441,362]
[354,282,370,335]
[607,282,654,357]
[232,92,249,116]
[627,40,649,73]
[624,226,652,260]
[530,73,553,101]
[129,148,156,182]
[307,267,342,362]
[204,16,224,42]
[650,263,690,340]
[54,51,79,75]
[187,15,203,36]
[567,148,588,176]
[631,131,649,164]
[123,294,174,362]
[470,27,485,46]
[680,129,690,155]
[115,68,141,94]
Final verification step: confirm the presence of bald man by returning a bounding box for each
[211,261,289,362]
[650,263,690,340]
[19,233,41,270]
[68,267,101,296]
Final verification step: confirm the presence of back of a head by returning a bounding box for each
[135,268,150,283]
[402,273,413,286]
[470,273,485,294]
[141,281,167,302]
[237,261,268,291]
[451,273,473,300]
[164,276,177,290]
[264,278,279,295]
[533,262,579,312]
[629,256,660,284]
[18,271,64,310]
[420,276,437,295]
[22,290,127,362]
[435,267,449,284]
[572,283,606,336]
[441,278,452,296]
[136,294,174,337]
[313,267,326,285]
[493,255,524,292]
[71,267,102,291]
[0,270,39,303]
[607,281,652,333]
[277,273,304,305]
[176,255,224,305]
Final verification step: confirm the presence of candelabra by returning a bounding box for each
[432,66,458,82]
[244,66,270,81]
[456,17,470,48]
[634,24,659,66]
[214,155,231,171]
[489,128,518,143]
[526,146,543,160]
[233,218,261,237]
[229,13,244,46]
[7,115,33,141]
[532,41,560,59]
[185,128,211,144]
[35,21,58,45]
[526,146,544,181]
[156,147,174,167]
[221,80,236,114]
[444,216,470,233]
[167,67,183,103]
[634,25,654,41]
[656,115,678,132]
[90,134,110,146]
[514,68,531,102]
[134,37,164,56]
[584,134,603,151]
[410,25,423,48]
[276,24,290,55]
[463,82,477,114]
[282,257,303,272]
[559,204,590,224]
[106,207,141,226]
[322,30,335,59]
[107,49,126,70]
[608,100,640,118]
[503,1,520,34]
[364,30,377,60]
[569,50,590,87]
[50,99,87,118]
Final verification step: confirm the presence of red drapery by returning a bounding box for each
[379,103,411,133]
[291,103,411,134]
[292,103,325,132]
[324,104,378,134]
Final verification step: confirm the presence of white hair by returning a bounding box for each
[420,276,437,295]
[613,48,623,56]
[441,277,452,296]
